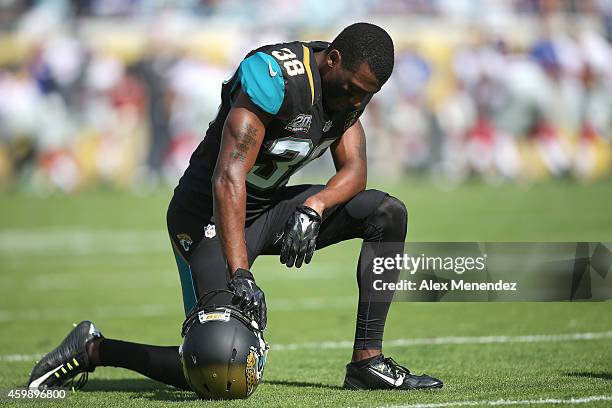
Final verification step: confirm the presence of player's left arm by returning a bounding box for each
[303,119,367,215]
[278,120,366,267]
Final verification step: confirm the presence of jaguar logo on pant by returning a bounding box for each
[177,234,193,252]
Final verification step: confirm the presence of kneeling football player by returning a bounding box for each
[28,22,442,396]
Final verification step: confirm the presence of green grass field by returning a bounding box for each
[1,179,611,407]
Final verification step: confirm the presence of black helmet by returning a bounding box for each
[180,290,269,399]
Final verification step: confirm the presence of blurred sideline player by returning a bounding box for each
[28,23,443,393]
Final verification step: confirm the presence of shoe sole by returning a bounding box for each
[343,377,444,391]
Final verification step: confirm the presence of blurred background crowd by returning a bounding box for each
[0,0,610,193]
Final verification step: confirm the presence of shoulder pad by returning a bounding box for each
[239,52,285,115]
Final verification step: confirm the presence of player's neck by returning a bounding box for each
[314,50,327,73]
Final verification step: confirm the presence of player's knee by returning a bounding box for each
[379,195,408,225]
[344,190,408,242]
[364,195,408,242]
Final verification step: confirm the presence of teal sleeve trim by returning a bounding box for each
[238,52,285,115]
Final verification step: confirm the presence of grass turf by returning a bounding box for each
[0,179,611,407]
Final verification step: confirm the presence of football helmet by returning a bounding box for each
[180,290,268,399]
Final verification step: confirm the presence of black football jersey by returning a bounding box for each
[173,41,368,222]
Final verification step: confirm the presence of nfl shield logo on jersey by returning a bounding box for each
[204,224,216,239]
[285,114,312,133]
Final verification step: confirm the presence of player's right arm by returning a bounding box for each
[212,90,270,278]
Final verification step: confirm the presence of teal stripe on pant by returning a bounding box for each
[172,245,198,316]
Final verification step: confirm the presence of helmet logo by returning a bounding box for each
[245,348,258,396]
[245,345,267,396]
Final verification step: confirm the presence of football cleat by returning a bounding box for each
[27,320,102,390]
[343,354,443,390]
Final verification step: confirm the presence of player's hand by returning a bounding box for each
[229,268,267,330]
[279,205,321,268]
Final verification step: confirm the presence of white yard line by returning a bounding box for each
[0,229,167,254]
[0,354,44,362]
[0,296,355,322]
[2,331,611,362]
[273,331,612,351]
[382,395,612,408]
[0,304,176,322]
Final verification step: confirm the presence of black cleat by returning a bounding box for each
[27,320,102,390]
[343,355,443,390]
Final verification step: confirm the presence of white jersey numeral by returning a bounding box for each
[271,48,297,61]
[271,48,304,77]
[246,138,335,190]
[284,60,305,76]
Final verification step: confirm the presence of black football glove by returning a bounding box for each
[229,268,267,330]
[279,205,321,268]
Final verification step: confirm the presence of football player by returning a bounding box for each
[28,23,442,393]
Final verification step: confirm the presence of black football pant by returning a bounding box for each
[97,184,407,389]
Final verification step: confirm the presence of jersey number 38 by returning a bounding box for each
[271,48,304,77]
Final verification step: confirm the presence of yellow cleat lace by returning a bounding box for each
[54,360,89,390]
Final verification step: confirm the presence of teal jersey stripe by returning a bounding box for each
[239,52,285,115]
[172,245,198,316]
